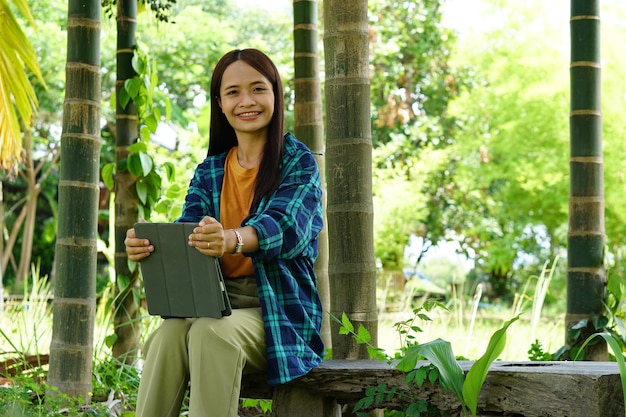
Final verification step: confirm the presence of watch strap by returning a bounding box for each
[233,229,244,254]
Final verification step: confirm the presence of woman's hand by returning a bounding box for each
[124,227,154,261]
[188,216,227,257]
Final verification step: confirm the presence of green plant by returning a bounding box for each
[398,315,519,417]
[576,332,626,417]
[101,44,175,221]
[241,398,272,416]
[333,304,519,416]
[527,339,553,361]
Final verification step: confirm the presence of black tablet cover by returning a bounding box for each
[134,222,232,318]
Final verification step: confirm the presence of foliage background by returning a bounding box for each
[1,0,626,355]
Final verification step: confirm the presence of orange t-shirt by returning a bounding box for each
[220,147,258,278]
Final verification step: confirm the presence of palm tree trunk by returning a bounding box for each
[566,0,607,360]
[48,0,101,400]
[112,0,141,362]
[293,0,331,349]
[324,0,377,360]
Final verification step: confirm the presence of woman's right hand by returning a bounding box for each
[124,227,154,261]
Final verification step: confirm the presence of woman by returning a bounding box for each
[124,48,325,417]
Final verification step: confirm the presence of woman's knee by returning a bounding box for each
[143,318,192,357]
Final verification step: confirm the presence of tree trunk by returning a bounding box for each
[14,126,40,290]
[48,0,101,401]
[293,0,331,349]
[112,0,141,362]
[324,0,377,360]
[566,0,607,360]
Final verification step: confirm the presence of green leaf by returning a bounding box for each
[127,153,143,177]
[145,113,158,133]
[125,77,143,98]
[101,162,115,190]
[117,275,130,291]
[163,162,176,181]
[341,312,354,334]
[138,151,153,176]
[110,90,117,109]
[118,87,130,109]
[150,69,158,91]
[104,334,117,349]
[132,51,146,75]
[140,125,152,142]
[397,338,465,407]
[463,315,520,417]
[356,324,372,344]
[128,141,147,153]
[137,181,148,204]
[412,367,428,387]
[579,333,626,417]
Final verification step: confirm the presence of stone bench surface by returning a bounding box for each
[242,360,625,417]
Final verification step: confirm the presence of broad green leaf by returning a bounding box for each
[397,338,465,408]
[132,51,146,75]
[128,141,147,153]
[101,162,115,190]
[463,315,520,416]
[127,142,148,153]
[104,334,117,349]
[118,86,130,109]
[145,113,158,133]
[138,151,153,176]
[136,181,148,204]
[125,77,143,98]
[127,153,143,177]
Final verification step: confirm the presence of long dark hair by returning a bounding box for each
[208,49,285,212]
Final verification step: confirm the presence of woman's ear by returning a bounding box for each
[216,96,222,110]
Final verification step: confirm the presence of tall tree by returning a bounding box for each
[324,0,376,359]
[48,0,101,400]
[566,0,607,360]
[112,0,141,362]
[293,0,331,347]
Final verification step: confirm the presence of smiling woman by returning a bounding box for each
[125,48,325,417]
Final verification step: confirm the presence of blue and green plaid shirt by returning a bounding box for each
[177,132,325,386]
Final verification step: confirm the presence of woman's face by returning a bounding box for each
[218,60,275,139]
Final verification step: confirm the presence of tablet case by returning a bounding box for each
[134,222,232,318]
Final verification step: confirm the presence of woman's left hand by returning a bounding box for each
[188,216,226,257]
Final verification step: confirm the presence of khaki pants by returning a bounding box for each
[135,277,266,417]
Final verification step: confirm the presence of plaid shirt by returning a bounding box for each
[177,133,325,386]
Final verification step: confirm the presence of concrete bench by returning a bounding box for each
[241,359,624,417]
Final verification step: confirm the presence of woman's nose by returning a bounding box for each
[240,92,256,106]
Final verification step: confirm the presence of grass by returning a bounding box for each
[377,258,564,361]
[378,308,563,361]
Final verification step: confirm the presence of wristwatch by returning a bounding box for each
[233,229,244,254]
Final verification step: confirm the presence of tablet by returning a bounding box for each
[134,222,231,318]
